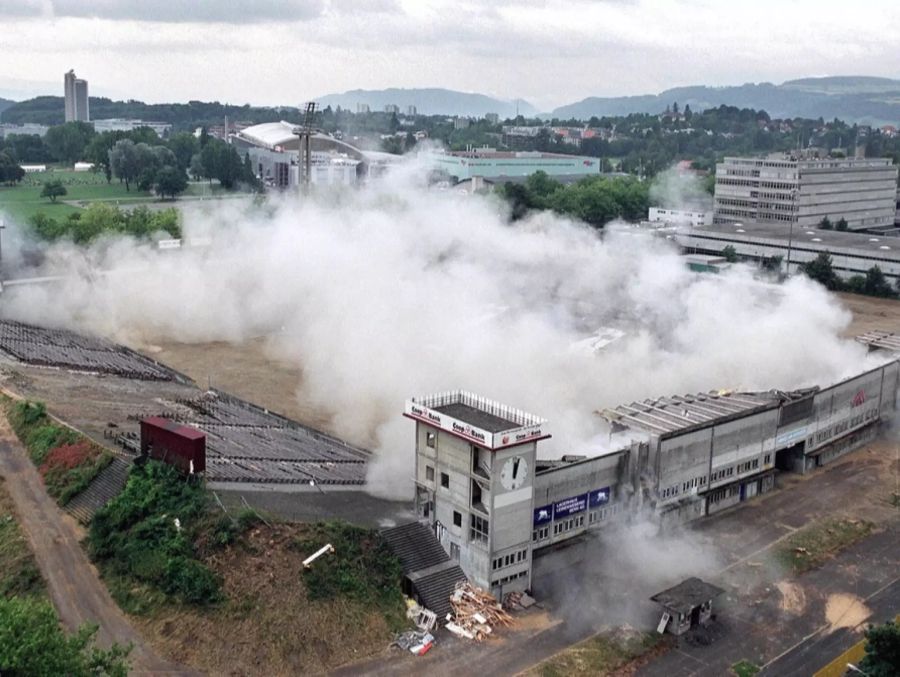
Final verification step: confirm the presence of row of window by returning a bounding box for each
[531,505,622,542]
[708,484,740,504]
[736,458,760,473]
[494,570,527,586]
[491,549,528,571]
[425,465,451,488]
[553,514,585,535]
[716,178,798,190]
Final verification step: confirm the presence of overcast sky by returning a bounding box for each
[1,0,898,109]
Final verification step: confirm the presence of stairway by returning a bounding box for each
[65,456,132,525]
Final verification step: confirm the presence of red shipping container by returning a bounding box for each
[140,417,206,475]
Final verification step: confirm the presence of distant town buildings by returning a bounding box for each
[648,207,713,227]
[426,147,602,181]
[63,69,89,122]
[384,104,400,114]
[356,103,370,114]
[713,154,898,232]
[92,119,172,137]
[406,105,417,116]
[0,123,49,138]
[453,117,472,130]
[484,113,500,124]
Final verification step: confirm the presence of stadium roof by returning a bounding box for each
[600,390,781,437]
[856,330,900,353]
[234,121,402,165]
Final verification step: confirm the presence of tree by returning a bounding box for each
[108,139,140,190]
[189,153,205,181]
[858,620,900,677]
[863,266,895,298]
[835,217,849,231]
[0,596,130,676]
[819,216,833,230]
[40,179,67,202]
[722,245,738,263]
[801,251,842,290]
[167,132,199,170]
[0,152,25,185]
[154,166,188,199]
[43,121,95,164]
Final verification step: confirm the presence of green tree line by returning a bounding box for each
[30,204,181,244]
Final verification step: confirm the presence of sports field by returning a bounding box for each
[0,168,148,223]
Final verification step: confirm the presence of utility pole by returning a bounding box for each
[295,102,317,193]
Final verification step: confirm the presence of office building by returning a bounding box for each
[713,154,897,231]
[64,70,89,122]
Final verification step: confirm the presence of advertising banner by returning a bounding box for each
[553,493,588,519]
[533,505,552,526]
[589,487,611,507]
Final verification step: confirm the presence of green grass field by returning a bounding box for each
[0,168,150,223]
[0,168,254,226]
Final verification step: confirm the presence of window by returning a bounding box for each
[425,465,434,482]
[450,543,460,560]
[532,527,549,542]
[453,511,462,527]
[764,454,771,465]
[470,514,489,544]
[471,479,485,511]
[441,472,450,488]
[426,431,436,448]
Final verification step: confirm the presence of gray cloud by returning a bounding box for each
[0,0,330,23]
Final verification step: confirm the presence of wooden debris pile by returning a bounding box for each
[445,582,513,641]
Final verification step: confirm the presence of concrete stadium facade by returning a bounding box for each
[408,357,899,597]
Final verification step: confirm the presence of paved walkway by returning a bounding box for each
[0,415,194,675]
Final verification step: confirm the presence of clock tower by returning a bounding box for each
[405,391,550,596]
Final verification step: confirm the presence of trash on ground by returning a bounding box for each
[446,582,512,641]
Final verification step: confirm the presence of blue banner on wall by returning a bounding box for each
[589,487,611,507]
[553,493,588,518]
[533,504,552,526]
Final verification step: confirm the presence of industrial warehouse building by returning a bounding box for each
[229,121,399,188]
[425,148,603,181]
[406,355,899,598]
[675,221,900,282]
[713,154,898,231]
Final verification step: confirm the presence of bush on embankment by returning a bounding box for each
[3,398,112,505]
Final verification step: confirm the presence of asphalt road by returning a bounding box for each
[0,415,193,676]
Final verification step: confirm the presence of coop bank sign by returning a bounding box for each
[404,401,547,450]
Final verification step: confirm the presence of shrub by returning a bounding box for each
[294,522,403,611]
[88,462,220,607]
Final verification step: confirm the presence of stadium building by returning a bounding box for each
[404,356,899,598]
[229,121,400,188]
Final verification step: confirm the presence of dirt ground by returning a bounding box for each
[134,523,398,676]
[0,411,192,675]
[138,337,334,432]
[836,292,900,336]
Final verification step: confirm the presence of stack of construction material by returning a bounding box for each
[445,582,512,641]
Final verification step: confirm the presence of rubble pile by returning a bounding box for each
[445,582,512,641]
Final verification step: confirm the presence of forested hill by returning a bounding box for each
[552,77,900,125]
[0,96,303,129]
[0,97,15,115]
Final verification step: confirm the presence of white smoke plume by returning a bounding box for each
[0,158,879,499]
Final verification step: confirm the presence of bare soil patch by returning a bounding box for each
[825,593,871,632]
[134,522,402,676]
[837,292,900,337]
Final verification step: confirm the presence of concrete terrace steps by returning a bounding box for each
[65,456,132,524]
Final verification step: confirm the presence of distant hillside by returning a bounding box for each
[0,96,301,129]
[552,77,900,125]
[0,97,15,115]
[315,88,536,118]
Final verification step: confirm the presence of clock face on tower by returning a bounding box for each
[500,455,529,491]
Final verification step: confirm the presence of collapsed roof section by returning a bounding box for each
[599,388,818,438]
